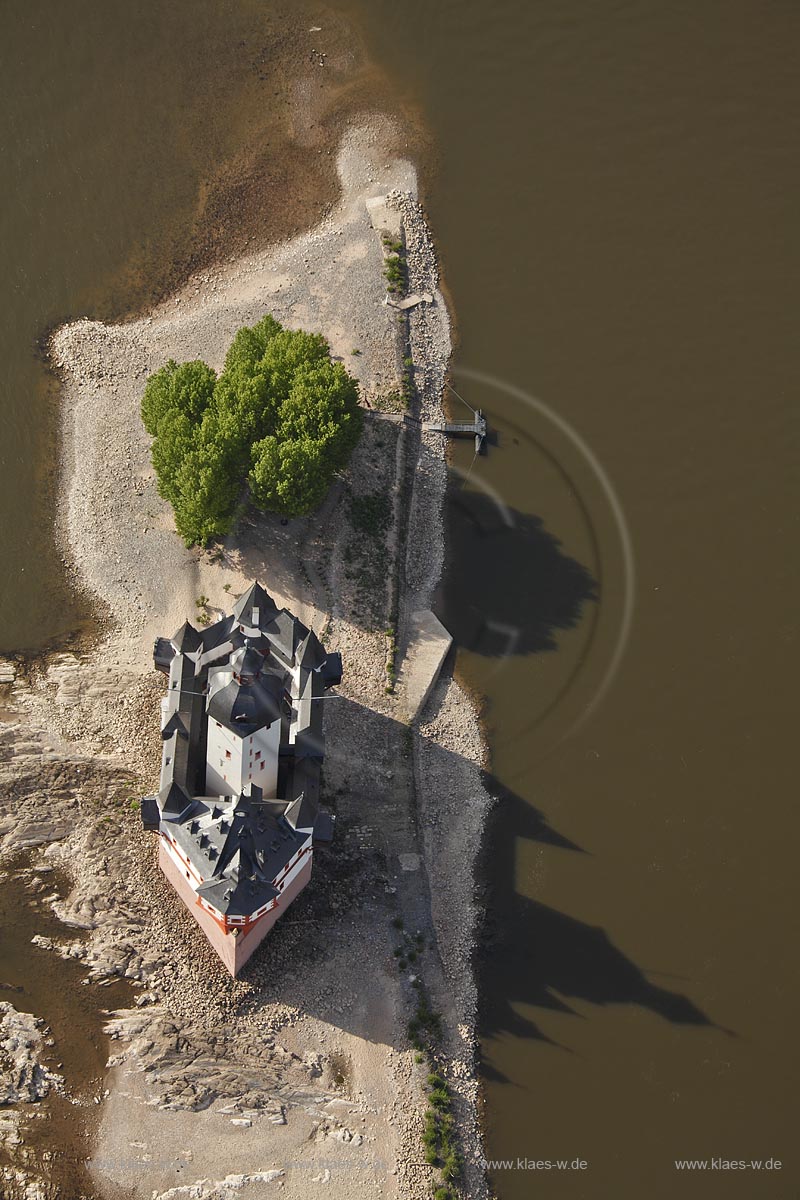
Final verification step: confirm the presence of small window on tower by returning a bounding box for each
[225,750,232,759]
[255,751,262,761]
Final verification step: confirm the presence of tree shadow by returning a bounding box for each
[477,775,726,1070]
[440,488,598,657]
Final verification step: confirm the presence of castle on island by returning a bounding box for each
[140,582,340,975]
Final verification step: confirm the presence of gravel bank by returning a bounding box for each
[2,115,492,1200]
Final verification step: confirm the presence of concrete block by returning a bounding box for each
[365,194,403,238]
[398,609,452,722]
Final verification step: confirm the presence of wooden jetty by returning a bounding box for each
[423,409,487,454]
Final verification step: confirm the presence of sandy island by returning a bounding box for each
[0,115,493,1200]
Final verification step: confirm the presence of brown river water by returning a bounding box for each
[0,854,132,1193]
[2,2,798,1198]
[347,1,799,1196]
[0,0,366,654]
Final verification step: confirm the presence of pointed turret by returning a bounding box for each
[158,781,195,822]
[233,582,278,631]
[284,791,319,835]
[171,620,202,653]
[161,712,189,741]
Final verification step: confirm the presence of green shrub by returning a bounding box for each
[383,253,405,290]
[441,1148,462,1182]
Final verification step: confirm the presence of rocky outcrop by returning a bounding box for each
[0,1002,63,1105]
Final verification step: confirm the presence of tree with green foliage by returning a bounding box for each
[141,359,216,436]
[140,316,362,544]
[249,435,329,517]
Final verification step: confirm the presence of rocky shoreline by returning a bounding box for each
[0,116,493,1200]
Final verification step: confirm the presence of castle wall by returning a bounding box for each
[231,854,313,974]
[159,840,236,971]
[158,841,313,976]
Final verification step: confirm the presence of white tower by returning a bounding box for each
[205,646,282,798]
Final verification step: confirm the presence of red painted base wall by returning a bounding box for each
[158,841,313,976]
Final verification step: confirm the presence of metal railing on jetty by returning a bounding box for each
[423,408,487,455]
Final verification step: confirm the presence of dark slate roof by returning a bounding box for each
[159,653,207,796]
[198,614,238,654]
[284,790,319,833]
[294,727,325,760]
[313,811,335,844]
[261,609,297,664]
[319,652,343,689]
[230,645,264,680]
[242,633,271,656]
[161,711,189,741]
[296,628,327,671]
[206,672,283,735]
[141,794,160,831]
[196,875,279,918]
[171,621,202,653]
[171,790,306,915]
[159,780,196,821]
[232,582,278,628]
[154,637,176,675]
